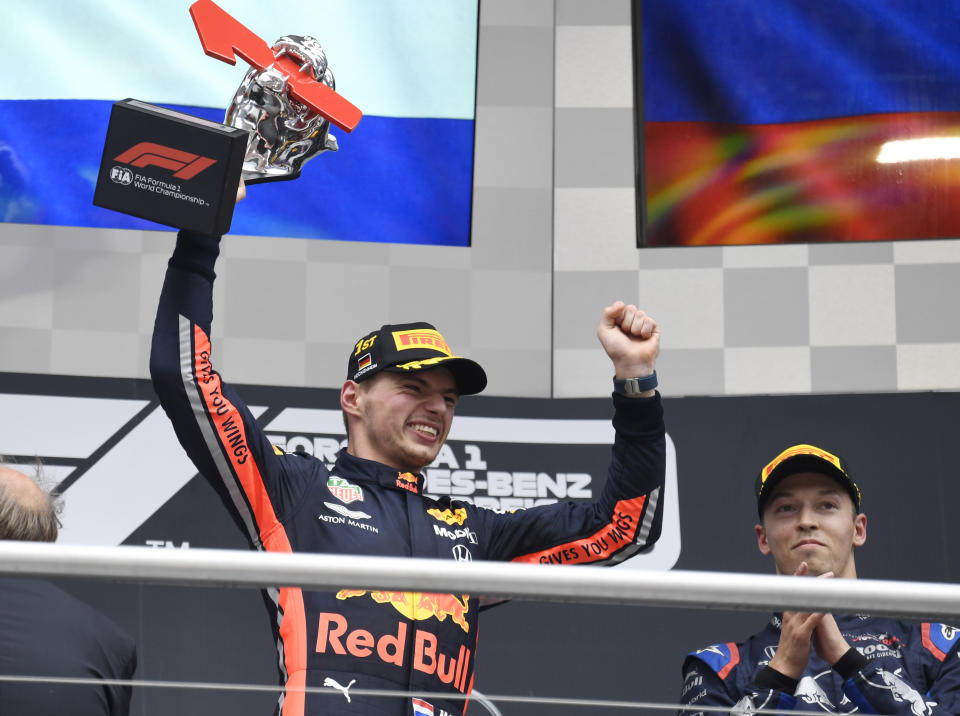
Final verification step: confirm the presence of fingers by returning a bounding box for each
[235,177,247,204]
[805,611,826,629]
[816,613,840,633]
[600,301,626,329]
[788,564,826,623]
[624,305,657,339]
[772,609,823,678]
[812,613,850,665]
[783,609,824,630]
[601,302,658,339]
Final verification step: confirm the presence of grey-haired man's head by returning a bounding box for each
[0,463,62,542]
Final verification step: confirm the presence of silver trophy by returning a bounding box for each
[225,35,340,184]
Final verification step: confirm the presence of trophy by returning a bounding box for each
[190,0,362,184]
[226,35,341,184]
[92,100,249,236]
[93,0,361,234]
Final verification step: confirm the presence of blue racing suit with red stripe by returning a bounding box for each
[150,230,667,716]
[681,614,960,716]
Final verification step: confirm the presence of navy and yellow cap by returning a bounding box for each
[755,443,861,518]
[346,321,487,395]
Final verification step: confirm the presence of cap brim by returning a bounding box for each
[444,358,487,395]
[384,356,487,395]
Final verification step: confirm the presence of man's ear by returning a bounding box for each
[341,380,362,418]
[853,512,867,547]
[755,523,772,556]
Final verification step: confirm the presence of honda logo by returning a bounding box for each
[451,544,472,562]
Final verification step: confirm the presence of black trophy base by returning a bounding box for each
[93,99,248,236]
[243,169,301,186]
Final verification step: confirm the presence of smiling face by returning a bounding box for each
[341,367,458,472]
[755,472,867,578]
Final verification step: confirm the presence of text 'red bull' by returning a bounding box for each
[396,472,419,494]
[317,613,471,692]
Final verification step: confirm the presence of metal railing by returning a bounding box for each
[0,541,957,621]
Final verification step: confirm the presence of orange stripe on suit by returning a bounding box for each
[510,495,648,564]
[193,325,307,716]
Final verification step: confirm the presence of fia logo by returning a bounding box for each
[110,166,133,185]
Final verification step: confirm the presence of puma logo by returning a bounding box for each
[323,677,356,703]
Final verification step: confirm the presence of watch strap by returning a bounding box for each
[613,371,658,395]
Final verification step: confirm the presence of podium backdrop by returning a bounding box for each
[2,372,957,714]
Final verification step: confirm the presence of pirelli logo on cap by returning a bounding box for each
[393,329,452,356]
[760,444,843,485]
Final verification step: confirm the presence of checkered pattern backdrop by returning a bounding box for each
[1,0,959,399]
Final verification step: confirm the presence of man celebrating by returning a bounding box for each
[151,225,666,716]
[681,444,960,715]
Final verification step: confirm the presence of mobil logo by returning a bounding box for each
[433,525,477,544]
[113,142,217,179]
[336,589,469,633]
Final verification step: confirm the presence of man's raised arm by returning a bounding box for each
[481,302,666,565]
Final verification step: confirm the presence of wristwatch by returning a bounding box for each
[613,371,658,395]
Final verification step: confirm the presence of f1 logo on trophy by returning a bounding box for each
[93,0,362,236]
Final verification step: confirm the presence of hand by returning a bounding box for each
[767,562,823,679]
[597,302,660,380]
[236,177,246,204]
[810,572,851,666]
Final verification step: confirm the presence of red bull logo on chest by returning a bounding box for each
[396,472,419,494]
[336,590,469,633]
[427,507,468,526]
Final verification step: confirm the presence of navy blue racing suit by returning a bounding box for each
[151,230,667,716]
[681,614,960,715]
